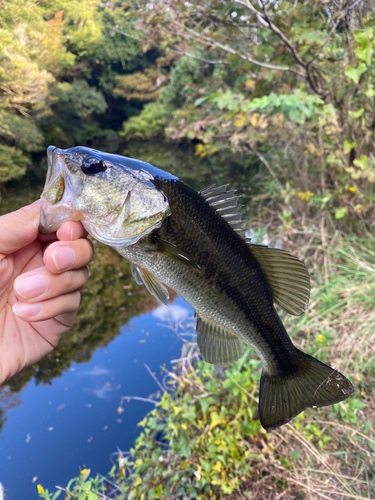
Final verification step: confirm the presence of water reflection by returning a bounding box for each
[0,296,194,499]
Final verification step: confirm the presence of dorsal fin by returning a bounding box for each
[199,184,247,238]
[248,244,310,316]
[196,314,243,365]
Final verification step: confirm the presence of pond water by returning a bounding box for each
[0,156,258,499]
[0,297,195,498]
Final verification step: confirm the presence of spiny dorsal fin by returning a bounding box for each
[131,264,169,306]
[248,244,310,316]
[196,314,243,365]
[199,184,247,238]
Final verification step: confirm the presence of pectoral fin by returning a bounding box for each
[196,315,243,365]
[131,264,169,306]
[152,236,201,270]
[248,244,310,316]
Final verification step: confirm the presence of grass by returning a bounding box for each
[37,225,375,500]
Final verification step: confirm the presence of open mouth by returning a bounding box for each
[39,146,81,233]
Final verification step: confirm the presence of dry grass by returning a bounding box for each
[254,223,375,500]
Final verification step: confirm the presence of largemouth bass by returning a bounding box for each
[39,146,354,430]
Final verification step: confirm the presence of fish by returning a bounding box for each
[39,145,354,430]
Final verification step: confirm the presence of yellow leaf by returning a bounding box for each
[250,113,260,126]
[245,79,256,89]
[234,113,246,128]
[258,116,269,129]
[307,143,318,154]
[212,460,222,472]
[209,411,222,431]
[37,485,44,495]
[134,476,142,486]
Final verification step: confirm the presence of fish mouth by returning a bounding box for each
[39,146,82,233]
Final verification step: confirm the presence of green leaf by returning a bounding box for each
[335,207,348,219]
[87,492,100,500]
[354,27,373,47]
[199,396,213,415]
[291,450,301,460]
[356,45,373,67]
[194,96,209,106]
[353,155,369,170]
[345,64,367,84]
[348,108,364,119]
[343,140,356,153]
[365,85,375,98]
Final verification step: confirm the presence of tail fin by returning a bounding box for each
[259,349,354,431]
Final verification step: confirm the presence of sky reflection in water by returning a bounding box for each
[0,297,194,499]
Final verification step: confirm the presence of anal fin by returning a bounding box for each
[196,314,243,365]
[131,264,169,306]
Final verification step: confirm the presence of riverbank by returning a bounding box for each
[36,225,375,500]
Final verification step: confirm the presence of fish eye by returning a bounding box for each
[81,156,107,176]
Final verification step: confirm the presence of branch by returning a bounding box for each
[307,2,353,67]
[245,146,283,190]
[240,0,354,97]
[144,363,166,393]
[258,0,307,68]
[237,0,269,28]
[169,18,305,77]
[120,396,158,404]
[170,49,228,65]
[104,25,144,43]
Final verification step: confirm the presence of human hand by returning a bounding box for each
[0,200,93,385]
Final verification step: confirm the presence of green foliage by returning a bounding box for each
[128,0,375,225]
[121,102,169,140]
[0,0,157,186]
[42,80,108,146]
[0,145,29,183]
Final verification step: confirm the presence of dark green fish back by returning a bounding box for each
[152,178,297,369]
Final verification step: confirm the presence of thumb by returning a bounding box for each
[0,200,42,255]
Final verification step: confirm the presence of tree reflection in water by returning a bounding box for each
[0,239,173,420]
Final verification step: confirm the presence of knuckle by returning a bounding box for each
[64,270,76,290]
[70,290,81,310]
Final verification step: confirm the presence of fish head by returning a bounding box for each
[39,146,173,246]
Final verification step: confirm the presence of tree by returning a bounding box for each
[124,0,375,225]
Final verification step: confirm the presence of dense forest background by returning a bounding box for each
[1,0,375,229]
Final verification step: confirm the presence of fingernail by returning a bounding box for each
[13,302,44,318]
[52,247,76,270]
[15,274,48,299]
